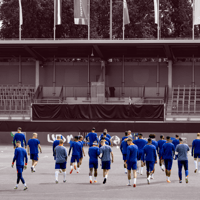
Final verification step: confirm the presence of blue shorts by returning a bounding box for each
[89,161,98,169]
[146,161,154,172]
[71,155,79,163]
[164,159,173,170]
[123,154,127,161]
[16,165,24,173]
[127,161,137,170]
[102,161,111,170]
[138,151,143,161]
[30,153,39,161]
[194,153,200,158]
[55,162,66,169]
[159,150,163,159]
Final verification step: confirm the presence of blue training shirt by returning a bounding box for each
[143,144,157,162]
[100,145,112,162]
[192,139,200,156]
[13,133,26,147]
[69,141,82,156]
[13,147,28,166]
[99,140,109,148]
[157,140,166,154]
[27,138,40,154]
[133,139,148,152]
[100,133,111,140]
[54,145,68,163]
[172,139,180,148]
[127,144,138,162]
[122,136,128,142]
[88,146,100,162]
[175,144,190,161]
[53,140,60,154]
[162,142,175,160]
[120,140,128,154]
[151,140,158,153]
[86,132,99,146]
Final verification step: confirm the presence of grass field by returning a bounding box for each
[0,145,199,200]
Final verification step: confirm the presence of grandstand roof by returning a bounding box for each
[0,39,200,61]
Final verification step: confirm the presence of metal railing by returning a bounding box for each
[59,86,64,102]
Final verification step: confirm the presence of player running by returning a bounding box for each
[126,138,139,187]
[192,133,200,173]
[54,140,68,183]
[68,136,82,174]
[27,133,42,172]
[99,140,114,184]
[78,135,86,168]
[53,136,62,173]
[143,138,157,184]
[12,141,28,190]
[13,127,26,149]
[175,138,190,183]
[172,135,180,160]
[162,136,175,183]
[100,129,113,147]
[149,134,158,179]
[133,133,147,175]
[120,138,128,174]
[88,142,100,184]
[86,127,99,147]
[122,131,128,142]
[157,135,166,171]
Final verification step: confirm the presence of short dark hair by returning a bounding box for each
[78,135,83,139]
[139,133,143,137]
[127,138,132,142]
[103,132,107,135]
[179,138,183,142]
[149,134,156,139]
[125,131,128,136]
[101,136,106,140]
[148,138,152,143]
[92,127,95,131]
[160,135,164,139]
[175,135,179,138]
[74,136,79,140]
[59,140,64,144]
[16,141,21,144]
[17,127,22,131]
[166,136,170,140]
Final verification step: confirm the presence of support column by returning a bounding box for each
[192,56,195,87]
[19,55,22,86]
[156,60,160,96]
[122,55,125,98]
[87,55,90,99]
[35,60,40,89]
[53,56,56,96]
[167,60,173,97]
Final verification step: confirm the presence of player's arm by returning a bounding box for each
[27,145,30,155]
[38,144,42,153]
[24,152,28,169]
[111,151,114,163]
[68,145,72,156]
[191,141,194,156]
[154,148,157,162]
[65,148,68,161]
[120,143,123,154]
[24,135,27,149]
[13,135,16,149]
[82,147,85,156]
[12,149,17,167]
[126,148,129,162]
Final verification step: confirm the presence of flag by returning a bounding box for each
[194,0,200,25]
[123,0,130,25]
[154,0,158,24]
[19,0,23,25]
[55,0,62,25]
[74,0,88,25]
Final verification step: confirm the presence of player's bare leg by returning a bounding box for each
[103,169,109,184]
[124,161,127,174]
[140,161,145,175]
[89,168,93,183]
[94,169,98,183]
[159,159,164,171]
[136,161,139,174]
[133,170,137,187]
[77,162,80,173]
[127,170,131,186]
[151,165,155,179]
[62,169,66,182]
[194,158,198,173]
[70,163,73,174]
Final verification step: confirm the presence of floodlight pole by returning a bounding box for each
[193,0,195,40]
[157,0,160,40]
[54,0,56,40]
[88,0,90,40]
[123,0,125,40]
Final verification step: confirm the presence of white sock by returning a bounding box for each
[168,177,170,181]
[133,178,136,184]
[124,168,127,173]
[141,167,143,174]
[16,184,18,188]
[194,161,198,169]
[162,164,165,169]
[94,177,97,181]
[105,175,108,179]
[63,171,66,181]
[24,183,26,187]
[198,162,200,170]
[128,179,131,184]
[89,176,92,181]
[151,173,154,178]
[166,176,168,180]
[70,165,73,170]
[55,171,59,181]
[77,168,80,172]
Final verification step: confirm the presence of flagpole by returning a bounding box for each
[19,0,21,41]
[88,0,90,40]
[54,0,56,40]
[193,0,195,40]
[123,0,124,40]
[110,0,112,40]
[157,0,160,40]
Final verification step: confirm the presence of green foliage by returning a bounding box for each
[0,0,194,39]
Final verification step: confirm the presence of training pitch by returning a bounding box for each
[0,145,199,200]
